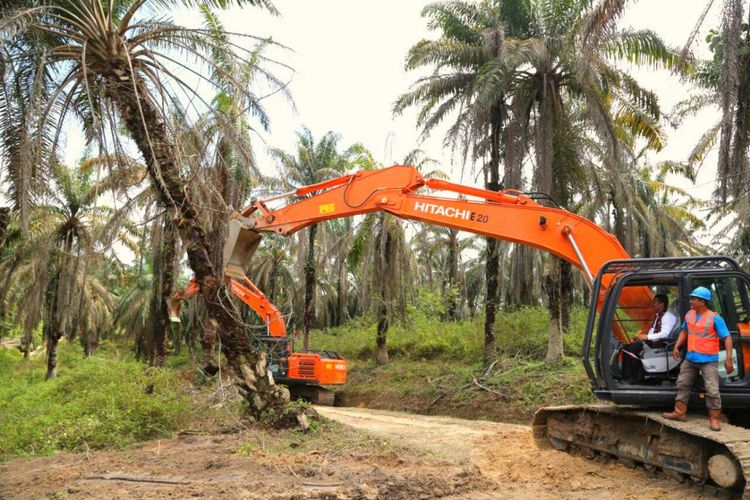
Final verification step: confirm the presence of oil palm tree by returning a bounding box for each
[8,161,130,377]
[481,0,675,361]
[82,153,180,367]
[399,0,677,362]
[271,127,348,349]
[251,234,296,308]
[675,1,750,263]
[2,0,296,418]
[394,0,527,365]
[321,218,355,327]
[347,147,427,363]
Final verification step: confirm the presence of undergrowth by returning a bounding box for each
[310,305,588,362]
[0,342,191,461]
[310,305,594,421]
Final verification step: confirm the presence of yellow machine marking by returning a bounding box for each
[319,203,335,214]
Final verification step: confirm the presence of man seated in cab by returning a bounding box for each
[621,293,677,383]
[663,287,734,431]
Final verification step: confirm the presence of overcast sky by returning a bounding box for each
[211,0,721,186]
[202,0,722,242]
[53,1,724,240]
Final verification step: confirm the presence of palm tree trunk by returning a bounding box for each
[483,104,503,365]
[0,253,21,330]
[375,216,392,364]
[0,207,9,249]
[108,78,290,420]
[376,299,389,364]
[135,329,146,361]
[303,224,317,350]
[445,230,459,321]
[611,192,626,245]
[201,318,219,374]
[44,267,62,380]
[544,261,563,362]
[506,246,535,307]
[336,258,346,326]
[560,260,572,333]
[149,211,177,367]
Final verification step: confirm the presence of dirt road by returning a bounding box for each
[0,406,730,499]
[316,406,728,499]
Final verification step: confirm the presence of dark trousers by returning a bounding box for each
[622,340,663,382]
[622,341,645,382]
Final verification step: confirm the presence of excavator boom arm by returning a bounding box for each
[243,166,624,283]
[231,165,652,340]
[169,276,287,337]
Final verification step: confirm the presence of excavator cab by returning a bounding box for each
[585,256,750,408]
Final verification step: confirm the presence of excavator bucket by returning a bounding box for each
[223,218,263,279]
[167,297,182,323]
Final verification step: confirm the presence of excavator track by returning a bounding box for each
[533,404,750,497]
[288,384,336,406]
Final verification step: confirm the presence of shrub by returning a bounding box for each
[311,306,589,363]
[0,343,190,460]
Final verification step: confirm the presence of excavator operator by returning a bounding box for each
[621,294,677,383]
[663,286,734,431]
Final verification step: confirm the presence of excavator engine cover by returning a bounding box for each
[224,218,262,279]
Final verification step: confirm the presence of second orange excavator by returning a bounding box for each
[168,276,347,405]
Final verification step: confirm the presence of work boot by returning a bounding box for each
[662,401,688,422]
[709,409,722,431]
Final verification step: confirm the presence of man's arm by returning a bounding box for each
[673,329,687,360]
[725,336,734,374]
[715,315,734,373]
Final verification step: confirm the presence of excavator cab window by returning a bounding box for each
[605,279,682,386]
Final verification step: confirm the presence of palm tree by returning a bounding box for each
[395,0,524,365]
[8,161,128,377]
[251,234,296,308]
[347,147,428,363]
[676,2,750,262]
[479,0,675,361]
[113,266,154,359]
[271,127,348,349]
[80,153,180,367]
[414,225,478,320]
[3,0,297,419]
[321,218,355,327]
[349,211,410,365]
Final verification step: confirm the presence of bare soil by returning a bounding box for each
[0,406,729,499]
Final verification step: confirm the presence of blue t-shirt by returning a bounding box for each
[681,313,730,363]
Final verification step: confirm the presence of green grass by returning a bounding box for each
[309,305,594,421]
[0,342,192,461]
[0,304,593,460]
[310,306,589,362]
[337,357,594,421]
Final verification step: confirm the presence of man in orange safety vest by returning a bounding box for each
[662,286,734,431]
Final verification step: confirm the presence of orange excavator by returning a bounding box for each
[223,164,750,494]
[168,276,347,405]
